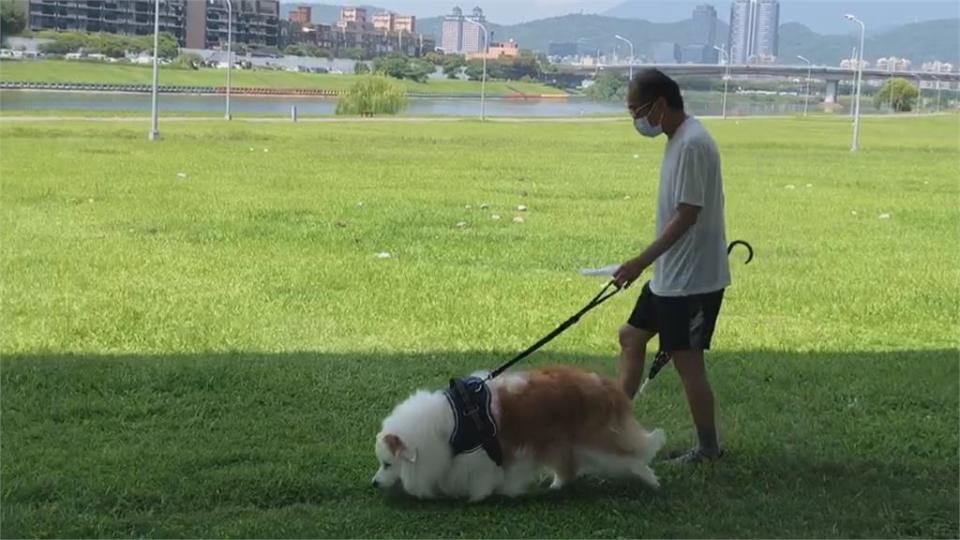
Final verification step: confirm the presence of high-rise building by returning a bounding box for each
[441,6,486,54]
[461,7,487,54]
[727,0,779,64]
[25,0,186,42]
[185,0,280,50]
[441,6,464,53]
[289,5,312,25]
[340,7,367,26]
[692,4,717,47]
[373,12,416,33]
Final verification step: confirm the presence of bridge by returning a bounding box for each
[555,63,959,103]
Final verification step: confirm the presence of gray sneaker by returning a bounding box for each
[667,447,725,464]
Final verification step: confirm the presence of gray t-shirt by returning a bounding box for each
[650,116,731,297]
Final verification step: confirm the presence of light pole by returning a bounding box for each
[714,45,730,119]
[462,18,488,121]
[614,34,634,80]
[914,74,923,115]
[148,0,160,141]
[845,14,865,152]
[932,75,941,112]
[797,55,812,116]
[224,0,233,120]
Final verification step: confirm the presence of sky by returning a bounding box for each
[351,0,621,24]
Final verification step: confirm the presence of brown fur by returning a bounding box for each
[495,365,644,482]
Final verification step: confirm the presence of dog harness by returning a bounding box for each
[443,376,504,466]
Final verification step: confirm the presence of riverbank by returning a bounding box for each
[0,60,568,98]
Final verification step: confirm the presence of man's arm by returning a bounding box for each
[613,203,701,288]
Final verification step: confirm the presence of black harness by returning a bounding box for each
[443,376,503,466]
[442,240,755,464]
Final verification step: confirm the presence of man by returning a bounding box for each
[612,68,730,464]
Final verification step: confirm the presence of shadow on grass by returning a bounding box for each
[1,349,957,538]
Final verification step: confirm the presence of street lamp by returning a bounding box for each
[713,45,730,119]
[148,0,160,141]
[914,74,923,115]
[797,55,812,116]
[224,0,233,120]
[614,34,634,80]
[932,74,942,112]
[462,18,488,122]
[845,14,865,152]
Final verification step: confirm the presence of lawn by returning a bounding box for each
[0,60,565,97]
[1,115,958,538]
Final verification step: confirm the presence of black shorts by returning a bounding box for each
[627,281,725,352]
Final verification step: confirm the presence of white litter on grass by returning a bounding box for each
[851,211,858,215]
[456,221,468,228]
[512,216,524,223]
[624,195,632,200]
[465,204,472,210]
[924,181,929,185]
[805,183,813,188]
[480,203,490,210]
[491,214,501,220]
[879,213,891,219]
[357,202,364,208]
[579,264,620,277]
[785,184,796,189]
[176,172,188,179]
[633,154,640,159]
[263,148,270,153]
[88,198,95,203]
[376,252,392,259]
[517,205,528,212]
[249,147,255,151]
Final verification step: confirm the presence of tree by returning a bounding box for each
[336,75,407,116]
[424,51,445,65]
[464,60,486,81]
[0,1,26,37]
[343,47,365,61]
[441,54,466,79]
[155,32,179,59]
[875,78,919,112]
[403,58,433,83]
[584,71,629,102]
[372,54,408,79]
[354,61,370,74]
[172,52,203,70]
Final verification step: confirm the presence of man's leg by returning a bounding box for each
[618,324,655,399]
[672,349,721,458]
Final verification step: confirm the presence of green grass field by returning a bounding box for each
[0,60,565,96]
[1,115,958,538]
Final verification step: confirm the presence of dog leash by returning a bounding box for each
[487,280,622,380]
[487,240,755,383]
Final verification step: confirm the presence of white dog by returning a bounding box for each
[372,365,665,502]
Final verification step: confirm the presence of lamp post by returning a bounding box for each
[614,34,634,80]
[713,45,730,119]
[148,0,160,141]
[462,18,488,121]
[845,14,865,152]
[224,0,233,120]
[797,55,812,116]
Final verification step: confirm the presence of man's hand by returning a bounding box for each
[613,256,649,289]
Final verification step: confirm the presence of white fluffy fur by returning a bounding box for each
[372,373,666,502]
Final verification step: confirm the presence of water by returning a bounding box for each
[0,90,809,118]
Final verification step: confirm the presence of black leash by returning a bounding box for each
[487,240,755,383]
[487,280,622,380]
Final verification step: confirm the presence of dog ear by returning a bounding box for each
[383,434,417,463]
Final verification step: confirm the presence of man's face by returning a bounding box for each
[628,96,662,126]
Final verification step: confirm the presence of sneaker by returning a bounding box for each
[666,447,725,464]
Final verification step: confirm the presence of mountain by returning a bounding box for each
[779,18,960,64]
[604,0,960,35]
[419,13,956,65]
[417,14,730,56]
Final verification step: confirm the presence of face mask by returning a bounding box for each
[634,116,663,138]
[633,101,664,138]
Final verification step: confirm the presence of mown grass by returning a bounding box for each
[1,115,958,538]
[0,60,564,96]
